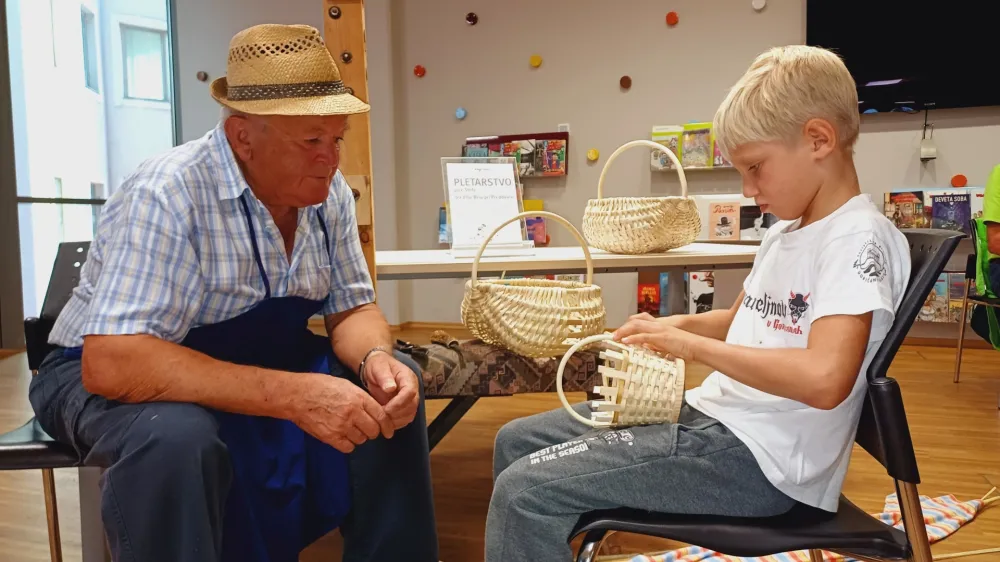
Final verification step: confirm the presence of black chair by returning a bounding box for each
[0,242,90,562]
[953,219,1000,383]
[570,229,964,562]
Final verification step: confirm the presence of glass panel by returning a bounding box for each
[18,203,103,318]
[6,0,175,315]
[122,24,167,101]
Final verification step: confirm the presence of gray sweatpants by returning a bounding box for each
[486,401,798,561]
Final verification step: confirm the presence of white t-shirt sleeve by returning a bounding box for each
[811,229,899,322]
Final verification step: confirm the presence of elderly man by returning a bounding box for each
[28,24,438,562]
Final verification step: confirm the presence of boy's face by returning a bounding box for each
[728,119,838,221]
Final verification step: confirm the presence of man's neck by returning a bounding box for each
[798,159,862,229]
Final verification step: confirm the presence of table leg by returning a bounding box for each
[79,466,110,562]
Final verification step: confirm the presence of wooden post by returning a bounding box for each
[323,0,377,295]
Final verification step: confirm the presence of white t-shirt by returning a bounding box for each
[684,194,911,512]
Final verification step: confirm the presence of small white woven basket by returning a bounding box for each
[556,333,686,428]
[460,211,607,358]
[582,139,701,255]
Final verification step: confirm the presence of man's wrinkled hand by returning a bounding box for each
[363,352,420,430]
[291,374,395,453]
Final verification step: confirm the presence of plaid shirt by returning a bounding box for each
[49,122,375,348]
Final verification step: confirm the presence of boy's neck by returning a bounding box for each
[798,157,862,228]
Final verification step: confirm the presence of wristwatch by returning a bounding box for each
[358,345,390,389]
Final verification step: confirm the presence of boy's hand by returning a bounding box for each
[612,318,697,361]
[627,312,684,328]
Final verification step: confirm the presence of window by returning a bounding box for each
[121,24,169,102]
[54,178,66,239]
[90,182,105,236]
[81,8,99,92]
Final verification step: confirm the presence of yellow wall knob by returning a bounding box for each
[530,55,543,68]
[587,148,600,162]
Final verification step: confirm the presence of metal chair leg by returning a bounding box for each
[42,467,64,562]
[954,283,971,383]
[899,481,932,562]
[575,529,609,562]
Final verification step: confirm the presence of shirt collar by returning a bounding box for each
[208,121,250,201]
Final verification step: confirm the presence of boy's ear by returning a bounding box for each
[802,118,837,159]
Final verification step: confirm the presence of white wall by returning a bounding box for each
[387,0,1000,332]
[172,0,402,324]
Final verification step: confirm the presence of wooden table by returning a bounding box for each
[375,242,760,280]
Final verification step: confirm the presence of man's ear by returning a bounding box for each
[223,114,254,161]
[802,118,837,159]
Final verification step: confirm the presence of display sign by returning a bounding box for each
[440,157,532,257]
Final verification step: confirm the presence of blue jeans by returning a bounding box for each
[28,348,439,562]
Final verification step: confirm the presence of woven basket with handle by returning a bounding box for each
[556,332,686,427]
[582,139,701,254]
[460,211,607,358]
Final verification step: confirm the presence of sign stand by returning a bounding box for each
[441,157,535,258]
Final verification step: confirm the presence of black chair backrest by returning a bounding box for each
[24,242,91,371]
[854,229,963,483]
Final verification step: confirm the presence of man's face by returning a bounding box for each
[225,113,348,208]
[728,134,822,222]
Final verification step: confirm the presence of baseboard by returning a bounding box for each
[902,336,993,349]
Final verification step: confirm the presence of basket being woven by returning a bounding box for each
[582,139,701,254]
[460,211,607,358]
[556,333,685,428]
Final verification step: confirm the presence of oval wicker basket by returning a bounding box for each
[460,211,607,358]
[582,139,701,254]
[556,332,686,428]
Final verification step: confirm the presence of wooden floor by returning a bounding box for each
[1,331,999,561]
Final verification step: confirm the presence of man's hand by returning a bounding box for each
[612,317,699,361]
[291,373,396,453]
[363,352,420,430]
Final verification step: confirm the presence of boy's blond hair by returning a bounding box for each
[713,45,860,160]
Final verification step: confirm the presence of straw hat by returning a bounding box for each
[210,24,370,116]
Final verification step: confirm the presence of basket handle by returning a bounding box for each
[596,139,688,199]
[556,332,616,428]
[471,210,594,288]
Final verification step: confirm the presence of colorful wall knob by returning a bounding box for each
[413,64,426,77]
[530,54,543,68]
[587,149,600,162]
[666,11,679,26]
[620,75,632,89]
[455,107,467,120]
[466,12,479,25]
[951,174,968,188]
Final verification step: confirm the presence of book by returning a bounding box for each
[438,205,449,244]
[711,128,732,168]
[739,204,778,240]
[651,125,684,171]
[917,273,950,322]
[688,271,715,314]
[930,193,971,234]
[883,191,927,228]
[949,273,970,323]
[638,282,660,316]
[659,272,670,316]
[708,201,740,240]
[681,123,713,168]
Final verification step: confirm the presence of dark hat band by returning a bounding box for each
[226,80,350,101]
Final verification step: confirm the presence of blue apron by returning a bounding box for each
[179,194,351,562]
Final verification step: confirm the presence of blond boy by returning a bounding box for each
[485,45,911,562]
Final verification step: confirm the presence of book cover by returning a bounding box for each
[708,201,740,240]
[651,125,684,171]
[681,122,713,168]
[930,193,971,234]
[540,140,567,176]
[883,191,928,228]
[638,283,660,315]
[917,273,950,322]
[659,272,670,316]
[711,129,731,168]
[949,273,970,323]
[554,274,585,283]
[739,205,778,240]
[688,271,715,314]
[438,206,449,244]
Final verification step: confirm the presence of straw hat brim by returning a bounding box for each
[210,76,371,116]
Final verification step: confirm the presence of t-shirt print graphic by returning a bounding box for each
[788,292,810,324]
[741,290,809,335]
[852,238,889,283]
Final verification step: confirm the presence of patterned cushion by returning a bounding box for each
[396,336,602,398]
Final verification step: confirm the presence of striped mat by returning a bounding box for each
[612,489,999,562]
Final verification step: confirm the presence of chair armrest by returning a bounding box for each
[23,317,57,372]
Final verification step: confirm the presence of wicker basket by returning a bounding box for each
[556,332,686,428]
[582,139,701,254]
[460,211,607,358]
